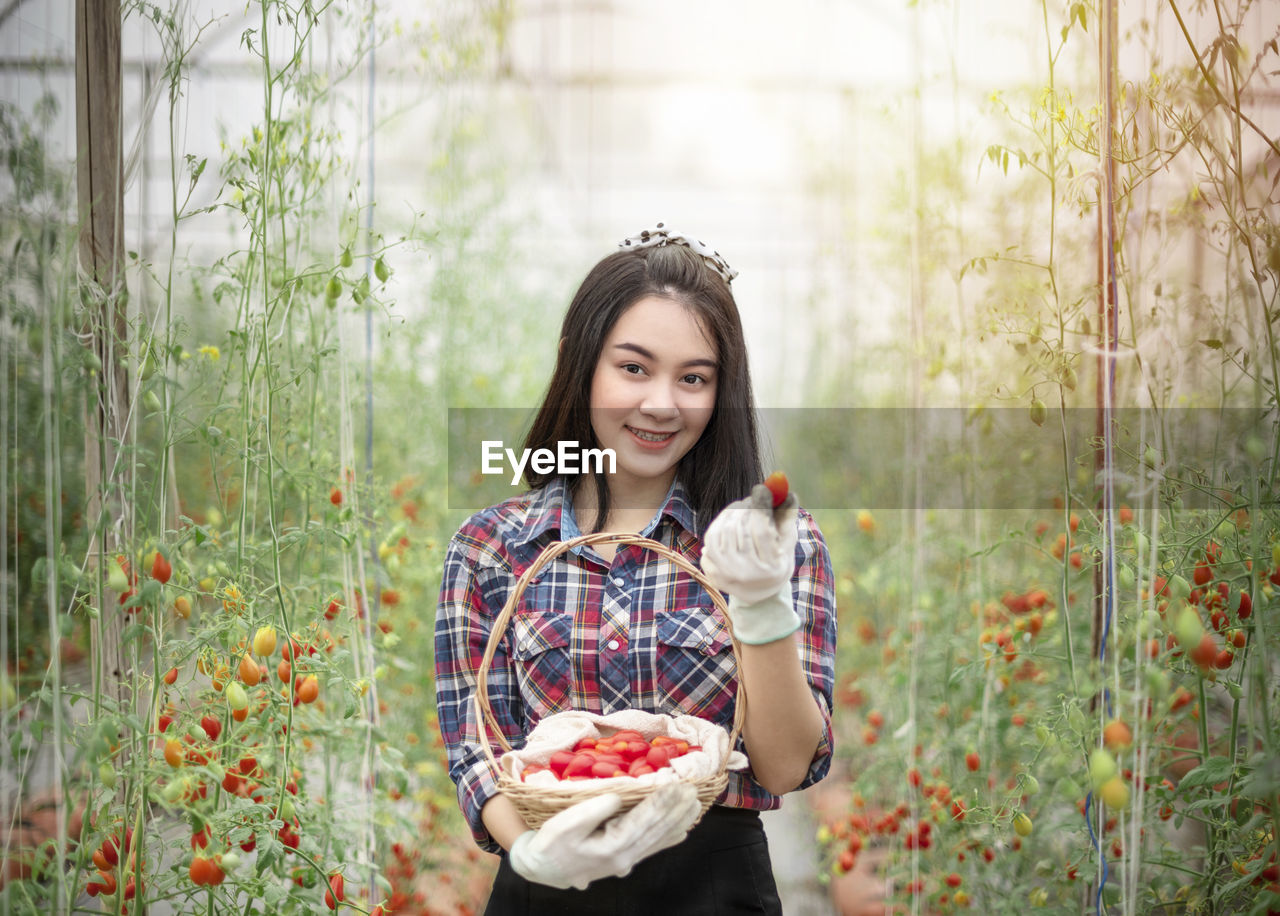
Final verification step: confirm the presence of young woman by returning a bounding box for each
[434,226,837,914]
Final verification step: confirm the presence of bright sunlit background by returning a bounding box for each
[2,1,1278,914]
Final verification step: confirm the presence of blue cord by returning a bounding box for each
[1084,793,1111,914]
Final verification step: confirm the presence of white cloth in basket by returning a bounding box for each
[501,709,748,789]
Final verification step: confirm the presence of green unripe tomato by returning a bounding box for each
[1146,667,1170,697]
[163,777,188,803]
[1089,748,1118,790]
[1174,605,1203,650]
[107,561,130,594]
[1029,398,1047,428]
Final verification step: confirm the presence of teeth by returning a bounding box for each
[630,428,674,442]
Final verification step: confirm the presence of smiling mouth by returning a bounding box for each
[627,427,677,443]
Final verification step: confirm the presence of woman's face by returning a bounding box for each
[588,295,718,499]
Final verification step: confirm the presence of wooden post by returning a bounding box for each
[76,0,124,288]
[75,0,132,838]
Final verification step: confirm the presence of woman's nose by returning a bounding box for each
[639,381,679,419]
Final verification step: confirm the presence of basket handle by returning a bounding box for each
[472,531,747,772]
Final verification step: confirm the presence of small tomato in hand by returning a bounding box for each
[763,471,789,507]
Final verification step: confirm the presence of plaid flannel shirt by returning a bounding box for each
[433,477,837,852]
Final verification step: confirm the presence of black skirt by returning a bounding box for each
[484,805,783,915]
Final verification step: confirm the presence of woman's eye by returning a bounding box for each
[621,363,644,375]
[682,373,706,386]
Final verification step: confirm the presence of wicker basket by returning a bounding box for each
[473,531,746,829]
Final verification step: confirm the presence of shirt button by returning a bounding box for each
[607,639,621,651]
[612,577,625,587]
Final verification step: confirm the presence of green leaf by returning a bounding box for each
[122,623,151,645]
[121,713,146,737]
[1238,759,1280,799]
[1179,755,1234,790]
[1200,338,1223,349]
[257,838,281,876]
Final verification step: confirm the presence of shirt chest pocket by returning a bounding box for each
[655,607,736,723]
[511,607,574,722]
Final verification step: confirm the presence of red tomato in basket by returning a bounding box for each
[549,750,575,777]
[620,740,649,762]
[646,746,673,769]
[652,736,690,755]
[564,753,596,779]
[538,730,707,781]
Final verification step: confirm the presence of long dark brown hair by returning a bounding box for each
[522,244,761,535]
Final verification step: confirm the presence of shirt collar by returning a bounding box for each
[656,478,698,536]
[513,477,570,548]
[513,476,698,549]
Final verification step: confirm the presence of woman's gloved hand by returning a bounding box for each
[701,484,801,645]
[509,782,700,890]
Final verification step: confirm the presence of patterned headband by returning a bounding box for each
[618,223,739,285]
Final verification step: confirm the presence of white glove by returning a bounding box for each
[508,782,700,890]
[701,484,801,645]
